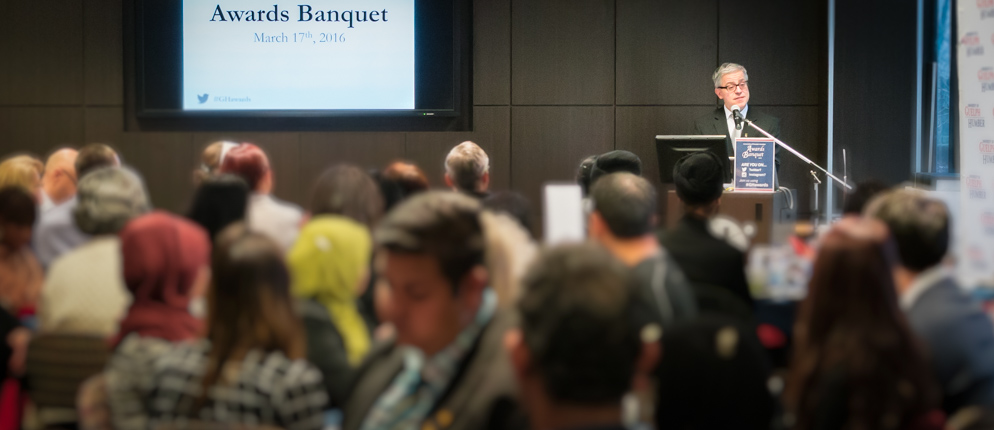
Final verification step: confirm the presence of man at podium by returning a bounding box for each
[691,63,782,171]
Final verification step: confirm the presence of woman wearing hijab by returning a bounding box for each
[288,214,372,408]
[79,211,211,430]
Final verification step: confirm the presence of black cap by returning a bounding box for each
[590,150,642,186]
[673,152,724,206]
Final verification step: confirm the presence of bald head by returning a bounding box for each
[42,148,79,205]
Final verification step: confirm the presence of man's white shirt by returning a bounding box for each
[723,104,749,143]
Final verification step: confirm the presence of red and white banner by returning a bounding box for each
[957,0,994,287]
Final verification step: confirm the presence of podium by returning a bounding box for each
[665,188,797,246]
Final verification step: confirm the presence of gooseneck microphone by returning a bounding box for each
[730,105,743,131]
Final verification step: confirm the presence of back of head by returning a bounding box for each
[382,161,430,196]
[219,143,269,191]
[0,155,43,196]
[119,212,210,309]
[842,180,890,215]
[518,242,641,404]
[74,166,150,235]
[673,152,724,207]
[865,189,949,272]
[75,144,119,179]
[0,186,38,227]
[195,140,239,184]
[310,164,384,229]
[209,223,304,362]
[289,216,372,302]
[589,150,642,186]
[787,219,935,430]
[590,172,657,238]
[186,174,250,242]
[444,141,489,193]
[376,191,484,289]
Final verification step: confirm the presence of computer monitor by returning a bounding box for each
[655,135,731,184]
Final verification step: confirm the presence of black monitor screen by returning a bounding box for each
[655,135,731,184]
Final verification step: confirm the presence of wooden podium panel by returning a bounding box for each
[665,189,798,245]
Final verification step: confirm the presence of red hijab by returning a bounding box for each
[115,211,210,345]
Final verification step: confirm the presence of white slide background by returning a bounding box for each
[183,0,415,110]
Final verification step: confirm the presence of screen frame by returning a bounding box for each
[125,0,472,131]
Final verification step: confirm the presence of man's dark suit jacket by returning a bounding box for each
[342,311,526,430]
[691,106,782,170]
[906,276,994,414]
[658,215,754,314]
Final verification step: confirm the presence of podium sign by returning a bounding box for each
[733,138,776,192]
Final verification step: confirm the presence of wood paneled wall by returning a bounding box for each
[0,0,828,232]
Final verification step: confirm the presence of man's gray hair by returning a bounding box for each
[74,166,150,235]
[712,63,748,88]
[444,141,490,193]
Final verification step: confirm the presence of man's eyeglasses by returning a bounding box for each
[717,81,749,92]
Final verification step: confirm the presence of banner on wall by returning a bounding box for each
[957,0,994,288]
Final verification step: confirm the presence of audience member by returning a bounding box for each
[0,155,43,202]
[309,164,385,331]
[296,226,365,377]
[842,179,890,216]
[192,140,239,185]
[654,316,775,429]
[483,190,533,236]
[444,141,490,199]
[507,242,653,430]
[867,189,994,414]
[659,152,754,313]
[33,144,120,269]
[219,143,302,251]
[380,161,429,210]
[588,172,697,325]
[479,210,538,310]
[138,224,326,429]
[90,212,210,430]
[310,164,384,229]
[186,174,250,242]
[39,167,149,336]
[288,214,372,407]
[342,192,524,430]
[785,218,940,430]
[39,148,78,213]
[0,187,42,313]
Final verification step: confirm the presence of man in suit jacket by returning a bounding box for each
[691,63,782,171]
[342,192,525,430]
[867,189,994,415]
[659,152,754,317]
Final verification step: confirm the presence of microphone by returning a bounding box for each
[730,105,743,130]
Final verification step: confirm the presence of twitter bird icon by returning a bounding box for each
[197,93,209,104]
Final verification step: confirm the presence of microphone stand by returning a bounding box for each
[737,114,852,191]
